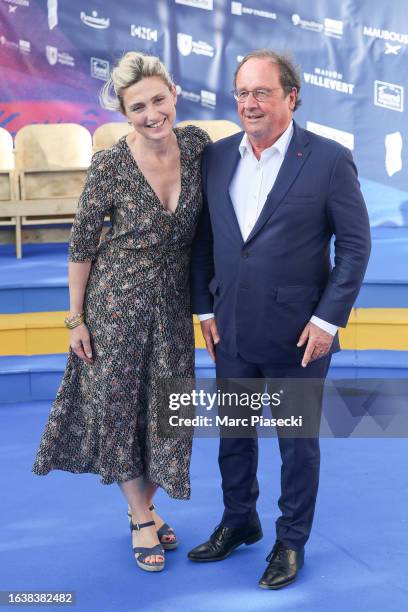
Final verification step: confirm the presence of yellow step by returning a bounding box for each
[0,312,70,355]
[0,309,407,355]
[0,312,208,355]
[340,308,408,351]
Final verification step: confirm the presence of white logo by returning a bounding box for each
[304,67,354,95]
[231,1,242,14]
[177,33,193,56]
[177,84,216,109]
[306,121,354,150]
[324,18,343,38]
[374,80,404,112]
[46,45,75,67]
[130,25,158,42]
[0,35,18,49]
[3,0,29,7]
[80,10,110,29]
[176,85,201,103]
[175,0,213,9]
[177,32,214,57]
[91,57,110,81]
[48,0,58,30]
[19,39,30,53]
[201,89,216,108]
[385,132,402,177]
[231,1,277,19]
[46,45,58,65]
[291,13,323,33]
[291,14,342,37]
[384,42,402,55]
[363,25,408,46]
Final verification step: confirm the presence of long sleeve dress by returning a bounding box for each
[33,125,210,499]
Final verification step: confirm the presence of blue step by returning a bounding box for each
[1,228,408,313]
[0,350,407,404]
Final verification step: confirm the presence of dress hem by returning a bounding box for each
[32,465,191,500]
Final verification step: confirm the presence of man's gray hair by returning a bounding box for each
[234,49,302,111]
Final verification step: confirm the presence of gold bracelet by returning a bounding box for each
[66,317,84,330]
[64,312,85,329]
[64,312,83,324]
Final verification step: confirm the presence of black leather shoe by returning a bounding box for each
[188,521,263,562]
[258,541,304,590]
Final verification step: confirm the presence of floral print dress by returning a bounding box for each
[33,126,210,499]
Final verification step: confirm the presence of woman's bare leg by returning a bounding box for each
[145,480,177,544]
[119,476,163,564]
[145,481,158,506]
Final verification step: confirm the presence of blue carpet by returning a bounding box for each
[0,401,407,611]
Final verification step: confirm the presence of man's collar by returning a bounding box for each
[238,120,294,160]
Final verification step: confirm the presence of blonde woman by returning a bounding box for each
[33,52,210,572]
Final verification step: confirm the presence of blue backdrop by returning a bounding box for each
[1,0,407,226]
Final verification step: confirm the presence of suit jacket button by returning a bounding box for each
[242,251,249,258]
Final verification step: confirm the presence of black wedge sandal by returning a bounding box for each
[127,504,179,550]
[130,519,165,572]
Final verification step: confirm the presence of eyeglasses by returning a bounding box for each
[232,87,283,102]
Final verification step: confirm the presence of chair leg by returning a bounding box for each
[15,216,22,259]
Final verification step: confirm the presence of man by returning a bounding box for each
[188,50,371,589]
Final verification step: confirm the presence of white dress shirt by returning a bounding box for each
[199,121,337,336]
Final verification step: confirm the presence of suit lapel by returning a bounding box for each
[245,122,311,244]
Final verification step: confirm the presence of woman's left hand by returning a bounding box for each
[70,323,94,365]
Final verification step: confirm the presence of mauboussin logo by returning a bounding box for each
[80,10,110,29]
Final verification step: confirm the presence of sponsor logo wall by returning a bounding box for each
[0,0,407,225]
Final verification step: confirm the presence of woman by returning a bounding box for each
[33,52,210,572]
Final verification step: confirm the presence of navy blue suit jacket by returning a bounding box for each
[191,121,371,364]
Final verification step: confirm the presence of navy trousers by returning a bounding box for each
[215,346,331,550]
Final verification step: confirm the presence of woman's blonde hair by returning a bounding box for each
[100,52,174,113]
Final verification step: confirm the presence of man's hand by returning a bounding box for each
[70,323,93,365]
[200,317,220,362]
[297,321,334,368]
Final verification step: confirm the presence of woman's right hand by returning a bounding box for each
[70,323,93,364]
